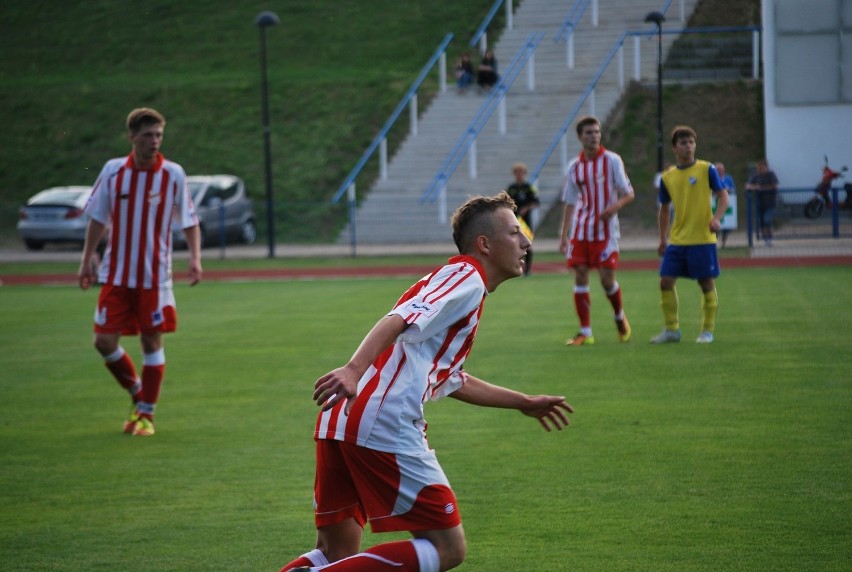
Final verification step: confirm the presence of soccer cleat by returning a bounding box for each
[696,331,715,344]
[566,333,595,346]
[615,316,632,343]
[132,417,155,437]
[123,406,140,434]
[650,329,682,344]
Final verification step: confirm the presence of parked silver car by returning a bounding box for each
[17,186,93,250]
[172,175,257,248]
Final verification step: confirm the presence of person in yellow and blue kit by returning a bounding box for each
[651,126,729,345]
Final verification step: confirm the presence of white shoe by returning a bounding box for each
[650,329,681,344]
[696,331,715,343]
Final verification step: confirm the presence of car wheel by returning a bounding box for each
[241,220,258,244]
[24,239,45,251]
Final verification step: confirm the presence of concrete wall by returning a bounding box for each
[762,0,852,187]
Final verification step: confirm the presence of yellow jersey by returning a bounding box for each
[660,160,722,245]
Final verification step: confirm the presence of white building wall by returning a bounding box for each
[762,0,852,188]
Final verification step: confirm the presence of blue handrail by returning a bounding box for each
[422,32,546,205]
[529,30,629,185]
[470,0,505,49]
[331,33,454,204]
[632,24,762,38]
[530,4,760,186]
[553,0,591,43]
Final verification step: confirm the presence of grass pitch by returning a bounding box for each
[1,265,850,571]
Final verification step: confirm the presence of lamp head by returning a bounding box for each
[255,11,280,28]
[644,11,665,26]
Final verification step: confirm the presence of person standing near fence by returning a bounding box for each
[651,125,728,345]
[715,162,736,248]
[505,161,539,275]
[559,115,635,346]
[746,159,779,247]
[77,107,202,436]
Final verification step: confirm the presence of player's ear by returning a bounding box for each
[475,234,489,255]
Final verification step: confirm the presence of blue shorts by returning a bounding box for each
[659,244,720,280]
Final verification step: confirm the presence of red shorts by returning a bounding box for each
[94,285,177,336]
[566,238,619,270]
[314,439,461,533]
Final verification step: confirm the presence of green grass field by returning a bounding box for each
[1,265,850,571]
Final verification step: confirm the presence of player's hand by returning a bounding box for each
[709,219,721,232]
[77,257,97,290]
[314,365,359,414]
[657,241,667,257]
[188,260,203,286]
[520,395,574,432]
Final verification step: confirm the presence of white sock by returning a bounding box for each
[104,346,125,363]
[412,538,440,572]
[304,548,329,567]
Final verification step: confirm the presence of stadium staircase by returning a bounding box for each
[341,0,699,245]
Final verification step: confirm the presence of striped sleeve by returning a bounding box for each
[391,262,484,344]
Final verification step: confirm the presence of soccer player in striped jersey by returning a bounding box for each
[651,125,729,344]
[280,192,574,572]
[77,108,202,436]
[559,115,635,346]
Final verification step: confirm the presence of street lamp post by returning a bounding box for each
[645,11,665,175]
[256,10,279,258]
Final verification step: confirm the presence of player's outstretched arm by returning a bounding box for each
[314,314,408,413]
[449,375,574,432]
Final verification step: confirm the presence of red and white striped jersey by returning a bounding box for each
[561,146,633,242]
[315,255,488,455]
[85,153,198,289]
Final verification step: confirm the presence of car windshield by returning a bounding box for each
[30,190,88,205]
[188,182,206,203]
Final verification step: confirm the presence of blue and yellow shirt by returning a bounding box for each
[659,160,724,245]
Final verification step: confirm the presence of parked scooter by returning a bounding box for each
[804,156,850,219]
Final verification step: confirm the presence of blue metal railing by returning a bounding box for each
[331,33,453,204]
[421,31,546,206]
[553,0,591,42]
[470,0,507,51]
[528,1,675,185]
[530,20,761,186]
[529,29,630,186]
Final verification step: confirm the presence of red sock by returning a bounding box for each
[104,351,140,399]
[139,363,165,420]
[606,284,623,316]
[574,289,591,328]
[323,541,420,571]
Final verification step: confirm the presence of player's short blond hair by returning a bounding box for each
[512,162,528,174]
[451,191,517,254]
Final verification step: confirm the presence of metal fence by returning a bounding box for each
[0,189,852,256]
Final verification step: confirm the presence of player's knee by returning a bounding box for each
[435,535,467,570]
[443,540,467,570]
[93,335,117,356]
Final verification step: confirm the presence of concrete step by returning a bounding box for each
[340,0,701,244]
